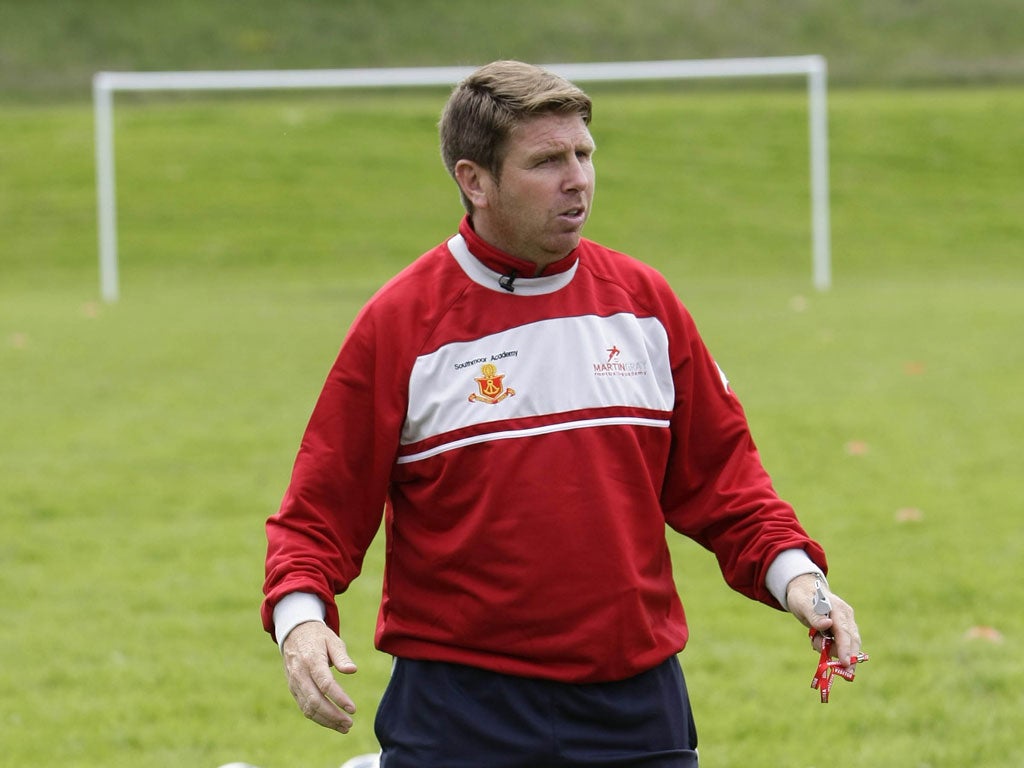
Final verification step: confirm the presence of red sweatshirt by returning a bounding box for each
[262,217,827,683]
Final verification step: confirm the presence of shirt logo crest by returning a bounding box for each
[468,363,516,404]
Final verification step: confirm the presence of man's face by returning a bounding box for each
[468,112,596,269]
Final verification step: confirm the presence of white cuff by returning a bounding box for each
[272,592,327,652]
[765,549,827,611]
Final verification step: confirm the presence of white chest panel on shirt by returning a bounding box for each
[399,312,674,462]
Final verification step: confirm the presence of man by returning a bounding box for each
[263,60,861,767]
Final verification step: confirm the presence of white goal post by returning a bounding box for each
[93,56,831,302]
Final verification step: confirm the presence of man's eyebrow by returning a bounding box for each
[529,136,596,159]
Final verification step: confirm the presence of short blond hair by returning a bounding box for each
[439,60,593,212]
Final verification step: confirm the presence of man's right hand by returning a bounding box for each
[281,620,359,733]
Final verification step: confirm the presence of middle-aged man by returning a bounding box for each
[263,60,863,767]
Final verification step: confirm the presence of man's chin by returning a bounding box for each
[551,230,583,253]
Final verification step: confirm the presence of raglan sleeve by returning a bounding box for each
[658,302,827,608]
[261,301,408,641]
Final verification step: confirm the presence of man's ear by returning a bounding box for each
[454,159,492,210]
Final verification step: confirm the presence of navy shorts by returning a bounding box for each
[374,656,699,768]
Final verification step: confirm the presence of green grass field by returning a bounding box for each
[2,83,1022,767]
[3,0,1024,99]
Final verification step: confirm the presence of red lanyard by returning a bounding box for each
[809,630,869,703]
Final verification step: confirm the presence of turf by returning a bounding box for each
[1,85,1022,767]
[3,0,1024,99]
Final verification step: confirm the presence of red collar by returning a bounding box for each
[458,216,579,279]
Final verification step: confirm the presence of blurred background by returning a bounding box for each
[2,2,1022,767]
[3,0,1024,99]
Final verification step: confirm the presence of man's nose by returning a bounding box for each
[564,157,591,191]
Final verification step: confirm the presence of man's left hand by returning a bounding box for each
[786,573,862,667]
